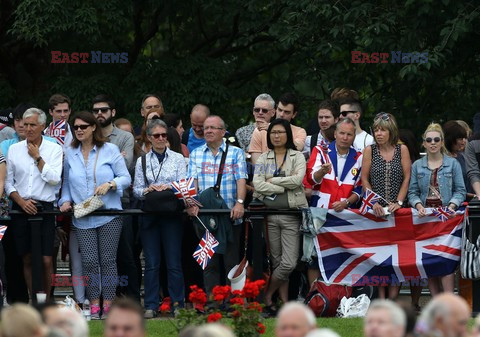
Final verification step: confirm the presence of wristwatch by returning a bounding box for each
[345,199,351,207]
[35,156,42,166]
[396,200,403,206]
[107,182,114,190]
[236,199,244,204]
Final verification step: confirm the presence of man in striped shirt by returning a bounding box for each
[187,115,247,294]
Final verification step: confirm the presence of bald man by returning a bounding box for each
[182,104,210,153]
[275,302,316,337]
[415,293,471,337]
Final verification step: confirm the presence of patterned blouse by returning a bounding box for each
[370,144,404,206]
[235,124,256,152]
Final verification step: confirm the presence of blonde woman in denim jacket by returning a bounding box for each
[408,123,466,295]
[253,118,307,315]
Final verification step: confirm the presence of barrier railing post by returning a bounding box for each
[248,200,265,282]
[466,199,480,315]
[29,213,44,305]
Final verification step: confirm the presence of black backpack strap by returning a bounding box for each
[310,132,319,153]
[214,142,229,193]
[181,129,189,146]
[141,154,149,186]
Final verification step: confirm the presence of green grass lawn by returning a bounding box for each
[88,317,365,337]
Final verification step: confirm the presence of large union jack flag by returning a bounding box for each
[171,177,202,207]
[314,208,464,285]
[359,189,382,214]
[193,230,219,270]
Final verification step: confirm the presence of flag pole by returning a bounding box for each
[194,215,209,232]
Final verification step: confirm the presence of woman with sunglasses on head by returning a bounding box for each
[362,112,411,300]
[132,119,186,318]
[59,111,131,319]
[408,123,466,296]
[136,108,164,153]
[253,118,308,315]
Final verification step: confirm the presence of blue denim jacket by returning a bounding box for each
[408,155,466,208]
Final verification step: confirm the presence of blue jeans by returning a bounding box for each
[140,215,184,310]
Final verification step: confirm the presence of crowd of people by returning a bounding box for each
[0,88,479,335]
[0,294,478,337]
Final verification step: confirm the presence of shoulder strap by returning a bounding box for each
[181,129,189,145]
[141,154,149,186]
[310,133,319,153]
[214,142,229,192]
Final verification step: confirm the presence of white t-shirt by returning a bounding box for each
[353,130,374,152]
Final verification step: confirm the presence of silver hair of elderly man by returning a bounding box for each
[255,93,275,110]
[305,328,341,337]
[366,299,406,328]
[23,107,47,125]
[276,302,316,327]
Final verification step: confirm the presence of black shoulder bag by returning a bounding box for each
[140,154,183,213]
[195,142,232,254]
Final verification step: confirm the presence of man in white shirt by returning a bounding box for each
[338,98,374,152]
[5,108,63,301]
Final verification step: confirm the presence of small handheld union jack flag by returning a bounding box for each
[0,225,8,241]
[359,189,382,214]
[193,230,219,270]
[46,120,66,145]
[171,177,203,207]
[431,207,455,222]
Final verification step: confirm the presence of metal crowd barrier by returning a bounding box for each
[8,201,480,314]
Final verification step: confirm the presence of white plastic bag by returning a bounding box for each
[336,294,370,318]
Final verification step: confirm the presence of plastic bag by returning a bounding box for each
[336,294,370,318]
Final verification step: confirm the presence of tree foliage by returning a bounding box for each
[0,0,479,133]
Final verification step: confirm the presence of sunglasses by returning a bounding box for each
[151,133,167,139]
[73,124,91,131]
[92,107,110,114]
[425,137,442,143]
[253,107,271,114]
[340,110,357,116]
[374,112,390,121]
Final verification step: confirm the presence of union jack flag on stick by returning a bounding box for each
[171,177,203,207]
[193,229,219,270]
[359,188,385,214]
[431,207,455,222]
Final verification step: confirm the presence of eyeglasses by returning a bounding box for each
[340,110,357,116]
[202,126,224,131]
[92,107,110,114]
[73,124,91,131]
[425,137,442,143]
[150,133,167,139]
[271,131,287,136]
[253,107,271,114]
[374,112,390,121]
[143,105,161,110]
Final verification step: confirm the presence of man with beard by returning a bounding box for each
[92,94,139,302]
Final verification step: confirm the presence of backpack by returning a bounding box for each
[304,280,353,317]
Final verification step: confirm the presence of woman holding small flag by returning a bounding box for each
[132,118,186,318]
[361,112,411,300]
[408,123,466,295]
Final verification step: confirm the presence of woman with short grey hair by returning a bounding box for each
[133,118,187,318]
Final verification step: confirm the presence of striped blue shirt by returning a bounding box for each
[188,141,247,209]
